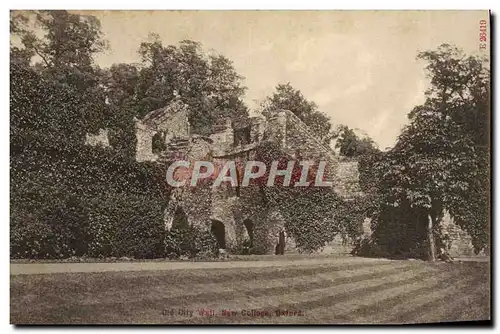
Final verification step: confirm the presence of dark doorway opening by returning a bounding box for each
[233,126,251,146]
[211,220,226,249]
[152,131,167,154]
[243,219,254,247]
[172,207,188,230]
[275,230,286,255]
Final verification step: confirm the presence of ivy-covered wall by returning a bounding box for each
[160,108,365,254]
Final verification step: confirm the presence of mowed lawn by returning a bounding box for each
[10,257,490,324]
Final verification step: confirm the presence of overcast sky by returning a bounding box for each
[81,10,489,149]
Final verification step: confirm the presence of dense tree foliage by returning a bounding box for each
[10,12,167,259]
[335,125,378,157]
[136,35,249,134]
[354,45,490,260]
[10,63,169,259]
[410,45,490,256]
[261,83,335,145]
[11,11,109,134]
[12,12,250,158]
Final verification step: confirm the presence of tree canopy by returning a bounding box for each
[136,35,249,134]
[11,13,251,159]
[335,125,379,157]
[358,44,490,259]
[261,83,335,145]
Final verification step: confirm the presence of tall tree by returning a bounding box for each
[11,10,110,134]
[370,45,490,260]
[99,37,251,157]
[414,44,490,256]
[261,83,334,145]
[11,10,107,70]
[136,35,249,134]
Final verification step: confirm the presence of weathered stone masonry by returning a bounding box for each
[81,98,483,256]
[133,99,363,253]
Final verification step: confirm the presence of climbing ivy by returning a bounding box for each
[255,142,364,253]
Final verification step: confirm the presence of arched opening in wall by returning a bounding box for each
[243,219,254,247]
[275,228,286,255]
[152,131,167,154]
[172,207,189,230]
[211,220,226,249]
[234,125,251,146]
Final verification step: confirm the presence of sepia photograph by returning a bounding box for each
[9,9,491,325]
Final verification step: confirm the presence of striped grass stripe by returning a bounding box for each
[172,266,432,324]
[12,262,413,324]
